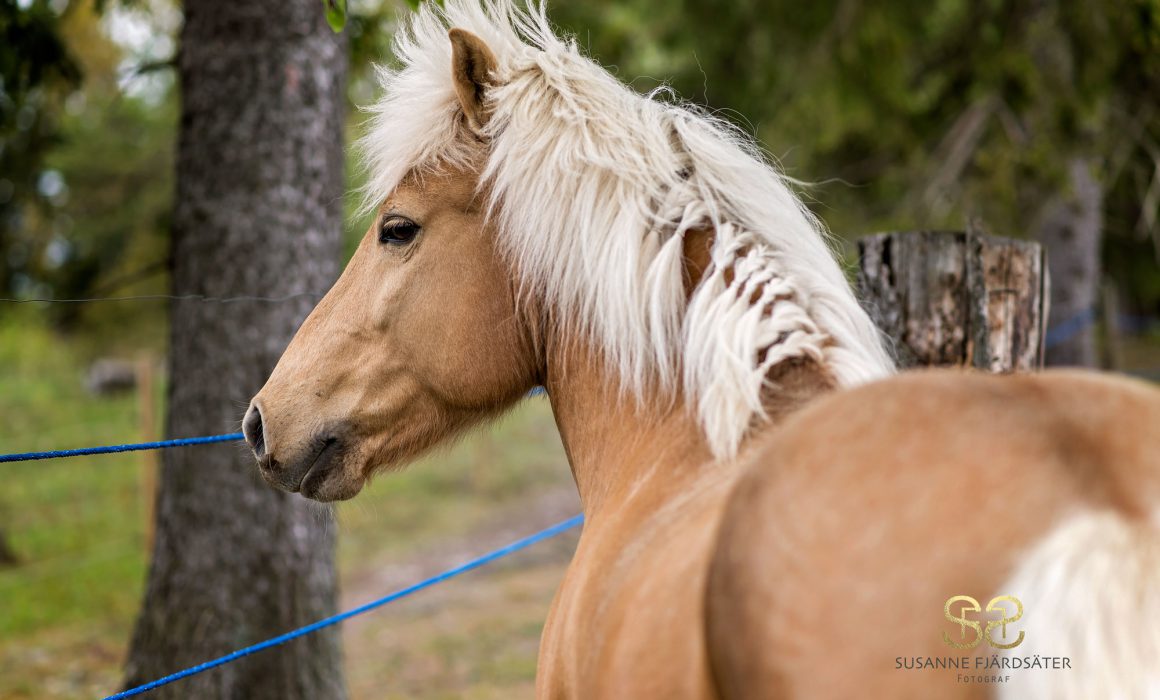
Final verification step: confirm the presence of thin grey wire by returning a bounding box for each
[0,292,324,304]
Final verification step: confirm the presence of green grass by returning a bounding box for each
[0,313,152,638]
[0,311,574,700]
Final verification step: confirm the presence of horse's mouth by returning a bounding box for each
[297,437,341,498]
[257,434,347,499]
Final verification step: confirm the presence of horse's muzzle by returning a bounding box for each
[243,401,346,499]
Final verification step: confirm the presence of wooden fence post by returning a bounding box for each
[856,228,1049,371]
[137,355,158,552]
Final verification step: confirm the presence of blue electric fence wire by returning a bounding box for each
[102,513,585,700]
[0,433,245,463]
[1044,307,1097,350]
[0,390,548,464]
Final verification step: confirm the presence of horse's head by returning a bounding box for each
[244,0,895,500]
[243,31,534,501]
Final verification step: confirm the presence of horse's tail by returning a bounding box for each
[996,511,1160,700]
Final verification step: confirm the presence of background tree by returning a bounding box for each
[121,0,348,697]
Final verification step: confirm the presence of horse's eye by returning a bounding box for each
[379,216,421,245]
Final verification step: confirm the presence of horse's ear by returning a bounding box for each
[449,28,497,135]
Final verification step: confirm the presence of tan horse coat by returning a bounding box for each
[535,338,1160,699]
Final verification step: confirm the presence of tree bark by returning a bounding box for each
[122,2,347,698]
[1035,157,1103,367]
[857,229,1048,371]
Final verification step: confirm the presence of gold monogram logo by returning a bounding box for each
[942,595,1024,649]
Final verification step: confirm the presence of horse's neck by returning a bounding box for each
[543,343,709,516]
[543,339,834,518]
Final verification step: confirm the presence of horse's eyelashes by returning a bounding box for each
[379,217,421,245]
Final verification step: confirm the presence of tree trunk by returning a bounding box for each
[1036,157,1103,367]
[122,2,347,698]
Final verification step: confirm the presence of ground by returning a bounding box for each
[341,488,580,700]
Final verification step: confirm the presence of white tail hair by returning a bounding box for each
[359,0,895,458]
[996,511,1160,700]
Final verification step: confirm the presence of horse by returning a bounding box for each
[241,2,1160,697]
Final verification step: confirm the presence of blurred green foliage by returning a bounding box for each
[0,0,82,299]
[324,0,348,32]
[4,0,1158,356]
[552,0,1160,312]
[0,0,173,353]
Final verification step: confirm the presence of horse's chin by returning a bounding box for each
[298,464,364,502]
[259,437,367,502]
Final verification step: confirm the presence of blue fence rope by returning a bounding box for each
[1044,307,1097,350]
[0,389,550,464]
[0,433,245,463]
[103,513,584,700]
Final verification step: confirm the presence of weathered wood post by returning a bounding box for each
[857,228,1049,372]
[136,355,158,552]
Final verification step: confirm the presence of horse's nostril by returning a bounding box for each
[243,404,266,459]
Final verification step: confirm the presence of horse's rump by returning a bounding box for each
[705,370,1160,699]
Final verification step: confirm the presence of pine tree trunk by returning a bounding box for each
[122,2,347,698]
[1036,157,1103,367]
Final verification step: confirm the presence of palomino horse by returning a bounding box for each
[243,2,1160,697]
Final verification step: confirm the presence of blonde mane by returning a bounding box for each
[360,0,895,459]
